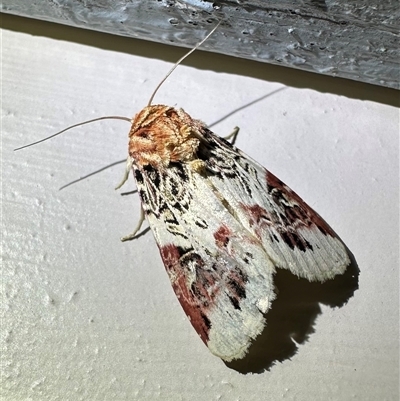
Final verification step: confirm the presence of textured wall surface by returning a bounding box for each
[2,0,399,89]
[2,11,399,401]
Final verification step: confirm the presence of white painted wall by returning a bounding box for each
[2,15,399,401]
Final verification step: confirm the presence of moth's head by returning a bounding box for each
[128,105,203,168]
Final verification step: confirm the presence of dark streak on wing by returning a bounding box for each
[266,171,336,237]
[159,237,250,345]
[159,244,217,343]
[197,128,339,254]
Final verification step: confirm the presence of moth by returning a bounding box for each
[17,23,351,362]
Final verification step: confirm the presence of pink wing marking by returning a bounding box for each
[160,225,251,347]
[266,170,336,237]
[160,244,214,343]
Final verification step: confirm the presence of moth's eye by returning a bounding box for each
[138,130,151,139]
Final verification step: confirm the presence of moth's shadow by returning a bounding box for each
[225,251,359,374]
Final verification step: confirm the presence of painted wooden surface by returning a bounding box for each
[2,0,399,89]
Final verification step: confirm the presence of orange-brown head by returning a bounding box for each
[128,105,205,169]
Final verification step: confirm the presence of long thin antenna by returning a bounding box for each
[15,22,221,152]
[147,21,221,106]
[14,116,131,151]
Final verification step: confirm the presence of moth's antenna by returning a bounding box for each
[14,116,131,151]
[15,22,221,152]
[147,21,221,106]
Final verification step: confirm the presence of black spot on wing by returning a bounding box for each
[195,219,208,229]
[134,169,144,184]
[176,246,194,258]
[229,277,247,300]
[201,313,212,330]
[170,162,190,182]
[279,230,314,252]
[143,164,160,188]
[228,295,241,310]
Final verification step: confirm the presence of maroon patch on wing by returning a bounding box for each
[213,225,249,309]
[160,244,181,269]
[244,205,273,228]
[213,225,231,248]
[265,171,336,237]
[159,244,218,344]
[239,170,338,252]
[159,243,250,342]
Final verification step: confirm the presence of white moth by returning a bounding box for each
[17,23,351,362]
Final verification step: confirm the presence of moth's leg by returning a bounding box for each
[121,206,145,242]
[223,126,240,145]
[115,157,133,190]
